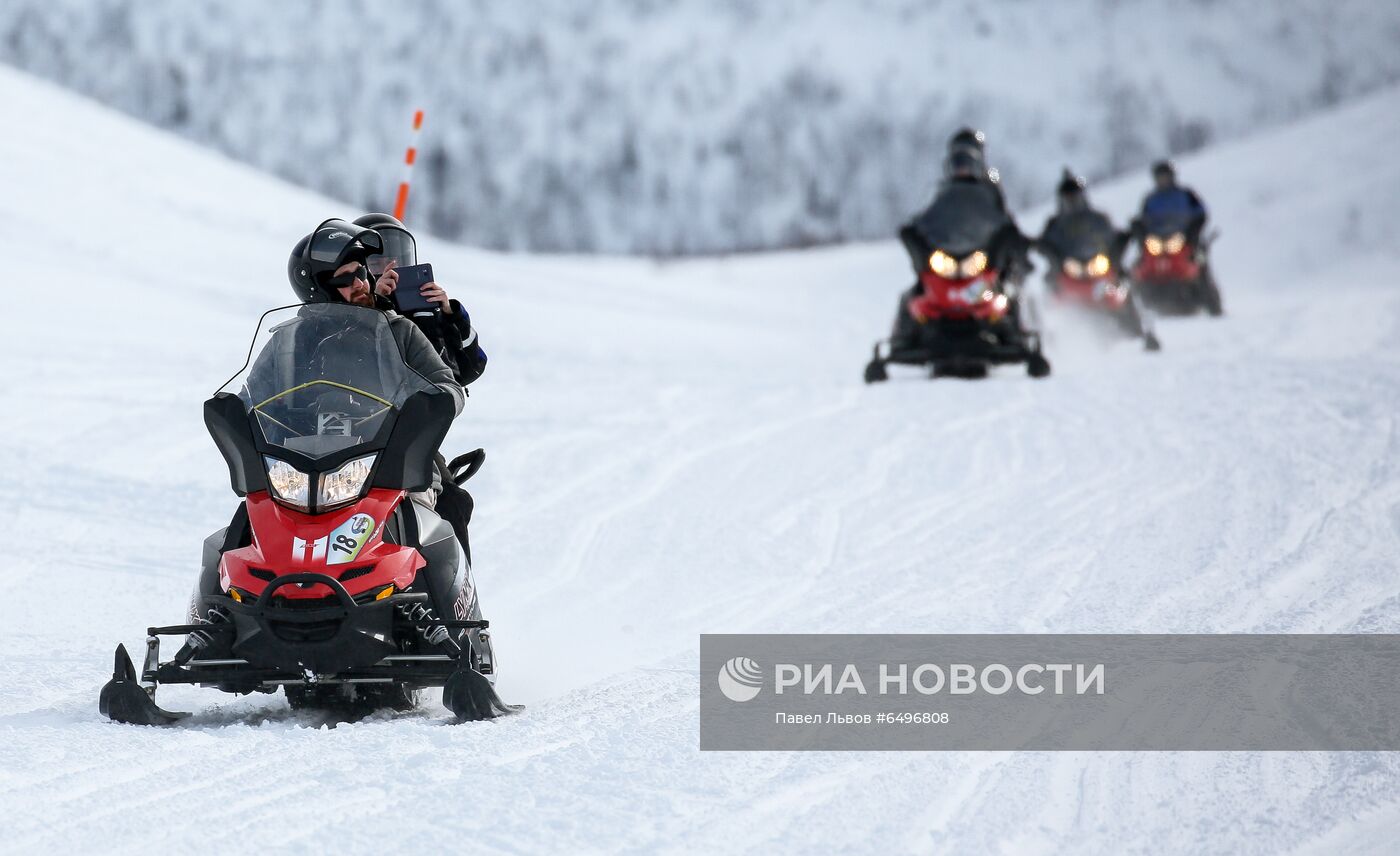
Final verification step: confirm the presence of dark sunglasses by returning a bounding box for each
[323,266,369,289]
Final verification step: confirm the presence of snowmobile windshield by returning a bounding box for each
[220,304,440,459]
[1141,210,1194,238]
[1048,211,1116,260]
[912,183,1008,257]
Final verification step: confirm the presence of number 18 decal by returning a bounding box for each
[292,513,376,565]
[327,513,376,565]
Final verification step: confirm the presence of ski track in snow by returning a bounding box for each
[2,66,1400,854]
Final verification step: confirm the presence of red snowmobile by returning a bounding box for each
[1040,216,1161,351]
[100,303,518,724]
[1130,215,1223,316]
[865,184,1050,382]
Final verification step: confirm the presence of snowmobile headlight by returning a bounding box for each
[1144,235,1164,256]
[959,251,988,278]
[928,249,959,278]
[264,457,310,510]
[1165,232,1186,254]
[318,454,377,509]
[1086,254,1111,277]
[1062,258,1084,278]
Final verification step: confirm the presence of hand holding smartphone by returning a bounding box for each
[392,263,437,313]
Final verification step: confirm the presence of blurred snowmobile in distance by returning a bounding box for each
[1129,160,1223,316]
[1130,221,1223,316]
[865,149,1050,382]
[1037,169,1161,351]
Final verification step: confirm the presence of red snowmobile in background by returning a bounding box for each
[1039,214,1161,351]
[866,184,1050,382]
[1131,213,1223,316]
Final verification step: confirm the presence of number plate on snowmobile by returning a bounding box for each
[326,513,376,565]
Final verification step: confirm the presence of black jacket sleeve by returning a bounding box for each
[404,301,487,387]
[898,223,928,275]
[991,222,1033,284]
[1035,216,1061,260]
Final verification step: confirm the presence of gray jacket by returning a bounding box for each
[387,311,465,416]
[386,311,463,499]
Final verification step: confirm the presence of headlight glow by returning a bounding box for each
[1063,258,1084,278]
[1144,235,1163,256]
[1165,233,1186,254]
[318,454,377,508]
[1087,254,1111,277]
[959,251,988,278]
[264,457,310,510]
[928,249,959,278]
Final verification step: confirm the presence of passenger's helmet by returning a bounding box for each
[287,218,385,304]
[352,212,417,278]
[1057,168,1088,212]
[1151,159,1176,185]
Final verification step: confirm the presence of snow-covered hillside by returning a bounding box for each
[2,64,1400,854]
[3,0,1400,252]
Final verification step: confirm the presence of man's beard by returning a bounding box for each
[345,285,374,307]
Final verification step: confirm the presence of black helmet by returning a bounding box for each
[352,212,417,277]
[287,218,384,304]
[943,147,986,182]
[948,126,986,153]
[1151,159,1176,183]
[1057,168,1088,211]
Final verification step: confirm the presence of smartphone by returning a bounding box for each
[392,263,437,313]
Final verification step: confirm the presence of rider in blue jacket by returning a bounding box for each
[1131,160,1207,244]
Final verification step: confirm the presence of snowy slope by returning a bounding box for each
[3,0,1400,252]
[2,64,1400,854]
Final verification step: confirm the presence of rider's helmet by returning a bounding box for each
[352,212,417,279]
[943,147,986,182]
[287,218,385,304]
[1057,168,1088,212]
[1151,159,1176,187]
[948,127,986,154]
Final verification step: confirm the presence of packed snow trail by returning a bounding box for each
[1,66,1399,854]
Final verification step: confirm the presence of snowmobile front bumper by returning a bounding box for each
[220,573,403,675]
[898,317,1040,365]
[865,317,1049,382]
[99,572,521,724]
[144,573,488,689]
[887,322,1043,373]
[1134,278,1208,314]
[884,339,1035,367]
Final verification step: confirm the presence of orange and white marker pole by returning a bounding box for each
[392,109,425,222]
